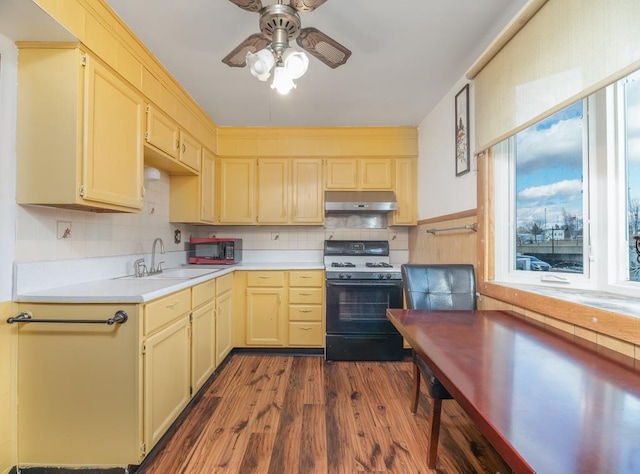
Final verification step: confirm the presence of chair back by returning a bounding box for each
[401,264,476,310]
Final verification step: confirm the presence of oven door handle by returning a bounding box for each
[326,281,402,288]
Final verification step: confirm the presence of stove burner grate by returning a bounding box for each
[366,262,393,268]
[331,262,356,268]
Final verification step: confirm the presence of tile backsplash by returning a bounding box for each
[14,170,409,263]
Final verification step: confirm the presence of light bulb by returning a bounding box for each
[271,65,296,95]
[246,48,275,81]
[283,49,309,80]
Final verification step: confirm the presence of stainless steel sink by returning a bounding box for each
[117,267,221,280]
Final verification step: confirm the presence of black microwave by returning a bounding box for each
[188,238,242,264]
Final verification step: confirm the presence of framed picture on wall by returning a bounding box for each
[455,84,470,176]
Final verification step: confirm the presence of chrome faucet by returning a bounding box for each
[134,258,147,278]
[150,237,165,274]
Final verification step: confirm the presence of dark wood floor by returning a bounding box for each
[138,354,509,473]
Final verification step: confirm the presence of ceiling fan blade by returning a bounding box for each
[289,0,328,13]
[228,0,263,13]
[222,34,271,67]
[296,27,351,69]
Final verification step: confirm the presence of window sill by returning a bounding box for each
[490,281,640,319]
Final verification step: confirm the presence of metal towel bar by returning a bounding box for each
[6,310,128,325]
[426,223,477,234]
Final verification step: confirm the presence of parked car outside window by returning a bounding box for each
[516,255,551,271]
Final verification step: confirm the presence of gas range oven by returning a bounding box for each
[324,240,404,361]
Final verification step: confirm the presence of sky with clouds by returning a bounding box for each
[514,69,640,235]
[515,101,583,232]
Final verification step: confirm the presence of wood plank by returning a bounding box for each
[139,354,510,473]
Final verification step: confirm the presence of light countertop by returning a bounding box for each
[15,262,324,304]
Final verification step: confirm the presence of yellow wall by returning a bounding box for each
[0,301,17,473]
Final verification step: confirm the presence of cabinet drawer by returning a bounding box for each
[216,273,233,295]
[192,280,214,308]
[289,322,323,346]
[247,271,285,287]
[289,270,323,287]
[289,288,323,305]
[289,305,323,321]
[144,289,191,336]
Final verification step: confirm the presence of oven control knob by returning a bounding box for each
[385,273,392,279]
[378,273,385,279]
[346,274,352,279]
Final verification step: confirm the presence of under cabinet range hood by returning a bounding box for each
[324,191,398,214]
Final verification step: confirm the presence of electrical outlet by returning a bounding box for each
[271,232,280,241]
[57,221,72,239]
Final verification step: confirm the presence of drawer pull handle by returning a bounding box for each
[166,302,178,308]
[299,327,312,331]
[258,276,271,279]
[299,276,311,279]
[299,293,312,296]
[299,310,312,313]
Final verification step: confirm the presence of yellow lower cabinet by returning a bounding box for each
[289,321,323,346]
[246,287,285,346]
[143,315,191,450]
[215,274,234,366]
[15,303,142,466]
[191,300,216,393]
[288,270,324,347]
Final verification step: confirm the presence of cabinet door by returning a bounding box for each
[292,158,324,224]
[201,148,216,223]
[191,301,216,392]
[325,158,357,189]
[246,288,285,346]
[392,157,417,225]
[83,55,144,209]
[216,290,233,366]
[257,158,289,224]
[145,104,179,159]
[360,158,393,189]
[143,316,191,449]
[179,129,201,172]
[217,158,256,223]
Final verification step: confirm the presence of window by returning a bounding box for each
[623,70,640,282]
[492,69,640,297]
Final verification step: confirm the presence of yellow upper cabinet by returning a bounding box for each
[217,158,256,224]
[169,147,216,224]
[144,104,202,176]
[145,104,179,159]
[178,129,201,173]
[325,158,393,190]
[291,158,324,224]
[17,45,144,212]
[359,158,393,190]
[257,158,289,224]
[392,157,417,225]
[325,158,358,189]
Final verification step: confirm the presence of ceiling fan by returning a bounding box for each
[222,0,351,91]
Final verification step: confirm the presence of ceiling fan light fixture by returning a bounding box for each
[271,63,296,95]
[246,48,275,81]
[283,48,309,80]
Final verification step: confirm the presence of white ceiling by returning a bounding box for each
[50,1,531,127]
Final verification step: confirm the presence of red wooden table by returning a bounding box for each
[386,309,640,473]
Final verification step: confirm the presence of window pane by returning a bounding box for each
[626,70,640,282]
[514,102,585,273]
